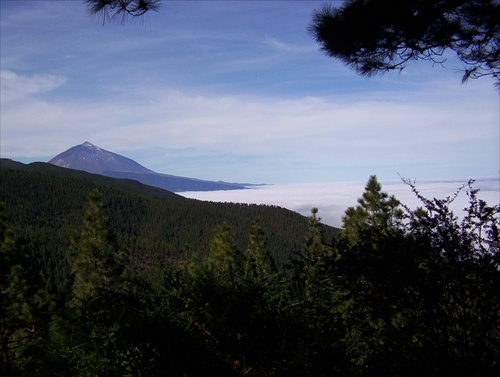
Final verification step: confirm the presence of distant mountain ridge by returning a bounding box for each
[48,142,252,192]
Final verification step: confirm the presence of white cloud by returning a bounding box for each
[263,37,316,54]
[1,69,497,184]
[1,70,66,101]
[181,179,500,228]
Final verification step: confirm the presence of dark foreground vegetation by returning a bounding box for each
[1,160,499,376]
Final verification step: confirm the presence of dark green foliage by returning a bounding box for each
[285,208,346,376]
[341,175,404,247]
[181,221,293,376]
[244,218,276,284]
[0,159,325,287]
[0,204,54,376]
[398,178,500,376]
[330,176,500,376]
[67,189,128,303]
[1,161,498,376]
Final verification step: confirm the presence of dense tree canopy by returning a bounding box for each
[1,163,499,375]
[309,0,500,88]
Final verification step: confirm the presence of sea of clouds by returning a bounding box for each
[181,178,499,228]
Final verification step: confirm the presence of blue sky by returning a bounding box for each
[1,0,499,184]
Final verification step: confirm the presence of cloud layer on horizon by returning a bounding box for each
[181,178,500,228]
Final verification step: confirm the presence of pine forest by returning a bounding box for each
[0,159,498,376]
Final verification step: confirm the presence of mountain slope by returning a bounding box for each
[102,171,251,192]
[48,142,251,192]
[49,141,153,174]
[0,159,338,290]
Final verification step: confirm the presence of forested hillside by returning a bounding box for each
[0,160,330,289]
[1,160,498,376]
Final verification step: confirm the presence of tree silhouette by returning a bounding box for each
[86,0,161,23]
[309,0,500,88]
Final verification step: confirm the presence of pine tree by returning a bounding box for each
[335,177,411,373]
[0,203,16,375]
[341,175,403,246]
[0,204,53,375]
[67,189,127,304]
[299,208,331,302]
[205,222,240,285]
[243,218,275,284]
[62,189,131,375]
